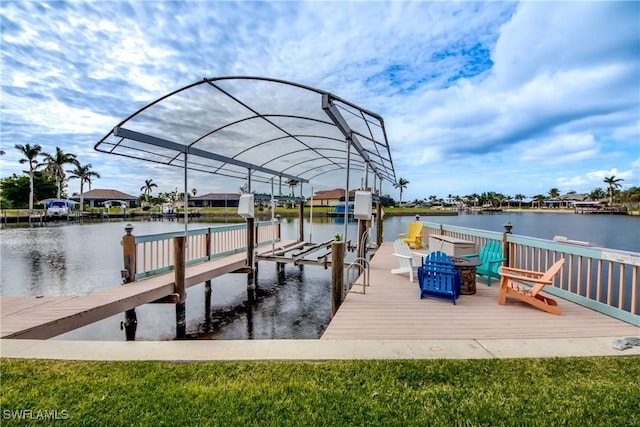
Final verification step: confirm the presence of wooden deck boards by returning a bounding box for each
[321,242,640,340]
[1,241,296,339]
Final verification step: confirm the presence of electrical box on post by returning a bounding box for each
[353,191,372,220]
[238,194,255,218]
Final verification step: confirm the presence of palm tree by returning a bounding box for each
[533,194,546,208]
[140,179,158,196]
[140,179,158,207]
[394,178,409,207]
[15,143,43,212]
[589,187,606,201]
[469,193,479,208]
[603,176,624,206]
[41,147,79,199]
[546,188,560,208]
[68,163,100,211]
[514,194,525,209]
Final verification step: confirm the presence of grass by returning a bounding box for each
[2,357,639,426]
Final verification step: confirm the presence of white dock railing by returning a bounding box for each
[132,221,281,280]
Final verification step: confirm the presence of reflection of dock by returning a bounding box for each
[0,241,295,340]
[326,212,354,218]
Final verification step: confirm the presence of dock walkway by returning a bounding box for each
[1,241,296,339]
[321,242,640,340]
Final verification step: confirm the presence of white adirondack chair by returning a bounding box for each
[391,239,422,282]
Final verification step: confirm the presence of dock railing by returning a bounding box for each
[131,221,281,280]
[423,221,640,325]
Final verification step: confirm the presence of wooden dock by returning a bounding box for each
[321,242,640,340]
[1,241,296,339]
[2,239,638,342]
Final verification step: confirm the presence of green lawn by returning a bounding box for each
[2,357,639,426]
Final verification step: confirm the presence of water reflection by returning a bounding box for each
[197,262,331,340]
[2,227,69,295]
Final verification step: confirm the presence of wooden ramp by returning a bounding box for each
[322,242,640,340]
[1,241,296,339]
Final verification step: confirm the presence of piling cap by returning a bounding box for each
[503,221,513,233]
[125,223,134,235]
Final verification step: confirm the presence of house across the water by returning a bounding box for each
[71,189,139,209]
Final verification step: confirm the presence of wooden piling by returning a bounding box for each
[376,202,383,247]
[357,219,367,256]
[331,240,345,317]
[246,218,255,268]
[174,235,186,338]
[204,279,212,323]
[277,262,285,282]
[245,217,256,291]
[503,222,512,267]
[204,229,213,324]
[121,224,138,340]
[298,202,304,242]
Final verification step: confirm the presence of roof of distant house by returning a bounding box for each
[309,189,346,200]
[72,189,138,201]
[190,193,241,200]
[560,193,589,201]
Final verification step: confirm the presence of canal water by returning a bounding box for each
[0,212,637,340]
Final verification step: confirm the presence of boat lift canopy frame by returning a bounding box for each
[95,76,396,189]
[95,76,397,242]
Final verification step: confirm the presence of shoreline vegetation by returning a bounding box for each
[1,206,637,221]
[2,357,639,425]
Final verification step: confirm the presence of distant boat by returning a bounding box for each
[553,235,590,246]
[328,201,354,217]
[481,205,503,212]
[41,198,77,219]
[572,201,603,214]
[162,203,177,217]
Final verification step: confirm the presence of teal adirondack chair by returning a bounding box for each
[461,241,506,286]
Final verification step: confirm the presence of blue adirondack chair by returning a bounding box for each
[460,240,506,286]
[417,251,461,304]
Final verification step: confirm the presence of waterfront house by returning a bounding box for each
[307,189,391,207]
[71,189,139,209]
[307,189,346,206]
[189,193,241,208]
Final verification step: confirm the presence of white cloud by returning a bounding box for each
[556,168,635,195]
[1,1,637,201]
[519,134,599,164]
[491,2,639,88]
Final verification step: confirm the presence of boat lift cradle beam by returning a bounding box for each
[321,94,395,185]
[255,239,335,267]
[112,126,308,184]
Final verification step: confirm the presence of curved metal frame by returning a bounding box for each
[95,76,396,187]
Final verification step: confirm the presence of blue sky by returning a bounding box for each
[1,1,638,202]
